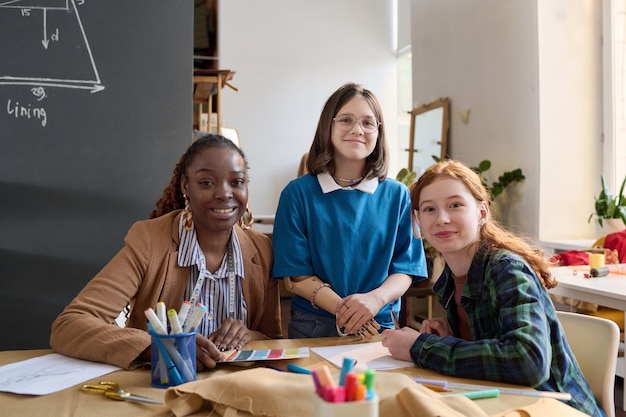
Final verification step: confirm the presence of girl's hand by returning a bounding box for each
[208,318,251,351]
[380,327,420,362]
[195,334,221,370]
[420,317,453,337]
[335,293,381,335]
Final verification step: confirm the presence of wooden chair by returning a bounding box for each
[557,311,620,417]
[219,126,240,147]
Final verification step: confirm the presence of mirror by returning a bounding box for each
[407,97,450,174]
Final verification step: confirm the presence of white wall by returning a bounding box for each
[411,0,602,240]
[219,0,603,241]
[219,0,398,216]
[538,0,602,240]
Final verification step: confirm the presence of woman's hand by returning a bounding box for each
[380,327,420,362]
[335,293,381,335]
[420,317,453,337]
[195,334,222,371]
[208,318,251,351]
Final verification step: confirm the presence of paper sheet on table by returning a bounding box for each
[311,341,413,370]
[0,353,120,395]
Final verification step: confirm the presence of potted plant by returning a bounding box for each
[395,159,526,201]
[588,175,626,229]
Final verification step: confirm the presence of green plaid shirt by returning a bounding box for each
[410,244,603,417]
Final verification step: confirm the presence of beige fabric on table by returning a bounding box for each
[163,368,587,417]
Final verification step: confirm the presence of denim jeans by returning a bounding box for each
[288,311,340,339]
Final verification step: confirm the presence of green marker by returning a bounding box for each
[444,388,500,400]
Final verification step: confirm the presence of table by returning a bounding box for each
[549,264,626,409]
[0,337,583,417]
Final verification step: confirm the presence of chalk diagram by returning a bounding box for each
[0,0,104,93]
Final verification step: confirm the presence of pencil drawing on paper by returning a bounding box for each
[0,0,105,93]
[0,363,85,388]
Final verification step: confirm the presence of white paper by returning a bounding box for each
[0,353,120,395]
[311,341,413,371]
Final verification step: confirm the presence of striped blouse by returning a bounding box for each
[177,217,247,337]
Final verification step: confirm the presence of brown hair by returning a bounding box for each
[149,132,249,219]
[410,159,556,289]
[306,82,388,181]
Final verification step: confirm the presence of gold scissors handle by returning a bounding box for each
[81,381,119,394]
[81,382,161,405]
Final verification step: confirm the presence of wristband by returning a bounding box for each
[310,283,331,309]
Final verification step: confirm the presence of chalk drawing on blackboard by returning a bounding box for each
[0,0,104,93]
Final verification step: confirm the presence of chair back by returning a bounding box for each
[557,311,620,417]
[220,127,240,147]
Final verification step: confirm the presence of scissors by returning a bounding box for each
[80,381,162,405]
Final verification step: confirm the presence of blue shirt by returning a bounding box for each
[272,173,428,328]
[410,244,603,417]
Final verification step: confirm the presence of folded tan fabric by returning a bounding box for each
[164,368,488,417]
[494,398,589,417]
[163,367,587,417]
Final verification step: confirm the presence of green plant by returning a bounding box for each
[587,175,626,227]
[470,160,525,200]
[395,159,525,201]
[395,168,417,186]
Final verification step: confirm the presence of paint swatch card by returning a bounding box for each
[219,347,310,362]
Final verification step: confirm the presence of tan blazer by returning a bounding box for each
[50,210,282,369]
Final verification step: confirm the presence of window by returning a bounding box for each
[604,0,626,190]
[397,46,412,173]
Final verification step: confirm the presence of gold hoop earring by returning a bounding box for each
[182,194,193,231]
[238,206,254,230]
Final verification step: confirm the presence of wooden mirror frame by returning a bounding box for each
[407,97,450,172]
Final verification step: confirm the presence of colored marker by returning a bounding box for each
[310,370,322,392]
[147,323,183,385]
[423,384,451,392]
[286,363,312,374]
[145,308,167,335]
[156,301,167,328]
[445,389,500,400]
[344,372,358,401]
[168,309,183,334]
[178,301,192,325]
[317,365,335,387]
[339,357,355,386]
[183,303,207,333]
[363,369,376,400]
[145,309,195,382]
[413,377,448,388]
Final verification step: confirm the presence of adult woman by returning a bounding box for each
[381,160,602,417]
[272,83,428,338]
[50,134,282,370]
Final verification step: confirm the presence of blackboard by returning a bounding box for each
[0,0,193,350]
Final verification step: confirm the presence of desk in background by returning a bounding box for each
[549,264,626,409]
[0,337,583,417]
[540,239,596,257]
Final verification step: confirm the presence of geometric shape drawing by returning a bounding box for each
[0,0,104,92]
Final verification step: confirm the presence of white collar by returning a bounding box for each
[317,172,378,194]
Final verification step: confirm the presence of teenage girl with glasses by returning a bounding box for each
[272,82,428,339]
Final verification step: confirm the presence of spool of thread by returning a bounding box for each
[590,266,610,277]
[589,253,606,269]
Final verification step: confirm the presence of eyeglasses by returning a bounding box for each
[332,114,380,133]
